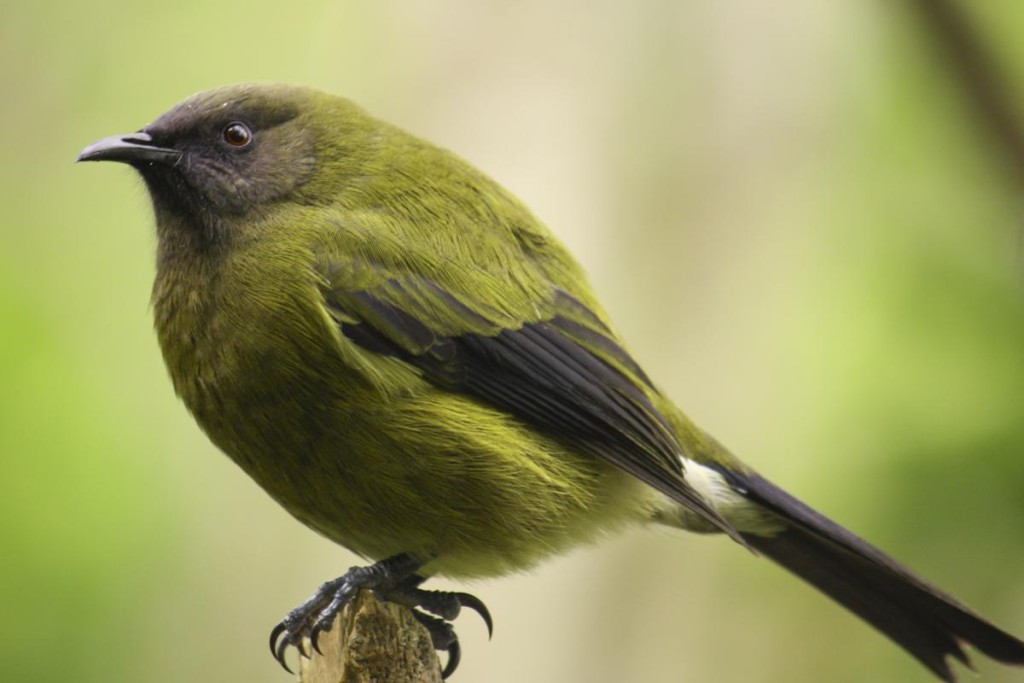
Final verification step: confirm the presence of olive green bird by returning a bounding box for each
[78,84,1024,681]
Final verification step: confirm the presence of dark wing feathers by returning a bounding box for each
[549,314,654,389]
[322,266,742,542]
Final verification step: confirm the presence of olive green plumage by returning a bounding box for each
[79,83,1024,681]
[145,85,729,576]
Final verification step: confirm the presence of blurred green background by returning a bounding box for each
[2,1,1023,682]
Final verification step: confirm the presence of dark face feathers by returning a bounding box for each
[79,84,323,227]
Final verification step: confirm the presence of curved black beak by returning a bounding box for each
[76,132,181,165]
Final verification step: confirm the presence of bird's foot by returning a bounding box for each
[269,554,492,679]
[380,577,494,678]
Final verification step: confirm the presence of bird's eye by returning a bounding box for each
[222,122,252,147]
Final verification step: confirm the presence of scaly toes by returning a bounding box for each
[269,579,353,670]
[269,557,491,678]
[384,583,494,639]
[308,586,354,656]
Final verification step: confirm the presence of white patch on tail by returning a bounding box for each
[680,458,783,534]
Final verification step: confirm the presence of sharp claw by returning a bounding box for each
[441,639,461,679]
[454,592,493,638]
[310,622,325,656]
[271,557,486,674]
[269,622,286,657]
[274,635,295,674]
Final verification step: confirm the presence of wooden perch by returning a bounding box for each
[299,591,444,683]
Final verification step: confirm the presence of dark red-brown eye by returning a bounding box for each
[222,122,252,147]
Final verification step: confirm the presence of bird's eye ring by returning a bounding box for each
[222,122,252,147]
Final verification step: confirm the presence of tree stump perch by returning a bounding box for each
[298,590,444,683]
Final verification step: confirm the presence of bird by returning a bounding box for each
[78,83,1024,680]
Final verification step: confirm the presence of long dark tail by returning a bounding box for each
[720,469,1024,681]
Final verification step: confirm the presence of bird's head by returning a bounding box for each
[78,83,377,244]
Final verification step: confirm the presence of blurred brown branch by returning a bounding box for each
[299,591,443,683]
[909,0,1024,184]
